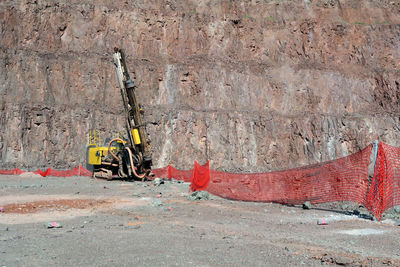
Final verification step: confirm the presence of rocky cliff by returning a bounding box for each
[1,0,399,171]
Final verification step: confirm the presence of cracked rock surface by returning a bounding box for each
[0,0,399,171]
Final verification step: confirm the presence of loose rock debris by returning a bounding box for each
[302,201,312,209]
[394,206,400,214]
[45,222,62,228]
[187,191,210,201]
[151,199,163,207]
[153,178,164,186]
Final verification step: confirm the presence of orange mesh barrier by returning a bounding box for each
[207,145,373,206]
[152,165,193,182]
[190,161,210,192]
[0,168,24,175]
[154,145,375,208]
[366,142,400,220]
[0,166,91,177]
[3,142,400,220]
[168,165,193,182]
[152,166,168,178]
[34,166,92,177]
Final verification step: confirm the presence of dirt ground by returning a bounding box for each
[0,174,399,267]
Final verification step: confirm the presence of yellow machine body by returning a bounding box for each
[88,146,116,165]
[131,129,141,145]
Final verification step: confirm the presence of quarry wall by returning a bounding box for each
[0,0,399,171]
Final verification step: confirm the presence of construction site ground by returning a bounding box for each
[0,174,399,267]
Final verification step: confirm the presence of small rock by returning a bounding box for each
[153,178,161,186]
[333,256,353,265]
[394,205,400,214]
[152,199,163,206]
[45,222,62,228]
[302,201,312,209]
[187,191,210,201]
[153,178,164,186]
[317,219,328,225]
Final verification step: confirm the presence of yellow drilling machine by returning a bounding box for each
[87,48,152,180]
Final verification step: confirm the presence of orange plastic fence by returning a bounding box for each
[190,161,210,192]
[153,145,374,206]
[0,166,92,177]
[154,144,390,219]
[0,168,24,175]
[366,142,400,220]
[207,145,373,205]
[2,142,400,220]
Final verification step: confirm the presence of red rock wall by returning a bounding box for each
[0,0,399,171]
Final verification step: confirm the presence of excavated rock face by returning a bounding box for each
[0,0,399,171]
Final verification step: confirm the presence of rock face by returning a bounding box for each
[0,0,399,171]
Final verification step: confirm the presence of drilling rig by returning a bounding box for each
[87,48,152,180]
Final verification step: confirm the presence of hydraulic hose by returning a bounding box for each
[107,138,146,179]
[107,138,125,162]
[125,147,146,179]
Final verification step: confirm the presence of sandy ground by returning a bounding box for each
[0,174,399,267]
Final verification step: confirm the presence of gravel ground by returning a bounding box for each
[0,174,399,267]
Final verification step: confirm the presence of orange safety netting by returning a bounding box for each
[0,168,24,175]
[190,161,210,192]
[152,165,193,182]
[2,142,400,220]
[154,144,395,220]
[0,166,92,177]
[366,142,400,220]
[207,145,373,206]
[157,146,373,205]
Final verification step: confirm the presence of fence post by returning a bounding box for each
[372,140,379,175]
